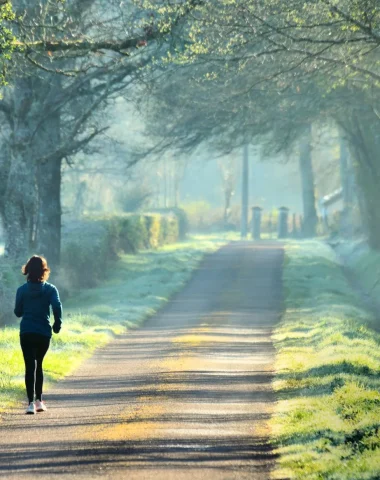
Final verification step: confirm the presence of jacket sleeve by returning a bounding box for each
[50,286,63,331]
[14,288,24,318]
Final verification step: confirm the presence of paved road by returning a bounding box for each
[0,242,284,479]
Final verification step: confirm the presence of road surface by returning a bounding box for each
[0,242,284,479]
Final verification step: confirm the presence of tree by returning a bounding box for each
[299,125,318,237]
[0,0,199,262]
[139,0,380,244]
[0,0,15,86]
[217,154,238,228]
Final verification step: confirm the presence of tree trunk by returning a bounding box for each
[35,156,62,266]
[343,113,380,250]
[299,125,318,237]
[241,144,249,238]
[35,107,62,266]
[4,77,36,259]
[223,187,233,227]
[339,134,356,235]
[0,140,11,222]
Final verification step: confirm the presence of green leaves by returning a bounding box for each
[0,0,15,85]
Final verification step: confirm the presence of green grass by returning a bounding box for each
[272,241,380,480]
[0,234,231,414]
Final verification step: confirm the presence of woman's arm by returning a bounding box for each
[50,286,62,333]
[14,287,24,318]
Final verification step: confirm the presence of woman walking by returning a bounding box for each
[14,255,62,414]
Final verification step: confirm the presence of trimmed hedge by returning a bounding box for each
[148,208,188,241]
[59,210,188,292]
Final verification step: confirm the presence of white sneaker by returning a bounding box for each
[35,400,47,412]
[25,402,36,414]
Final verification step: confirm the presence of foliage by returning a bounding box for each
[117,185,152,213]
[139,0,380,249]
[59,211,188,292]
[142,0,380,149]
[181,201,212,230]
[0,257,23,325]
[167,208,189,241]
[0,1,15,86]
[341,242,380,330]
[272,241,380,479]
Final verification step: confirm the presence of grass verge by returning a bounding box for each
[272,240,380,480]
[0,234,232,414]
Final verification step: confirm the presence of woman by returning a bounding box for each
[14,255,62,414]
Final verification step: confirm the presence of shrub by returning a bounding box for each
[147,208,188,240]
[118,215,149,253]
[170,208,189,240]
[159,214,179,245]
[145,214,161,248]
[0,258,24,326]
[116,186,152,212]
[59,219,111,292]
[59,211,187,292]
[182,201,212,231]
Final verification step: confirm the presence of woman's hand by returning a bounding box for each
[52,323,61,334]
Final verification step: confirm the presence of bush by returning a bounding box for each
[170,208,189,240]
[59,211,188,292]
[116,186,152,212]
[145,214,161,248]
[117,215,149,253]
[182,202,240,232]
[59,219,111,293]
[182,201,212,231]
[0,259,24,326]
[147,208,188,240]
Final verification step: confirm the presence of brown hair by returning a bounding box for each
[22,255,50,283]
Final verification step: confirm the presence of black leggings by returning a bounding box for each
[20,333,50,403]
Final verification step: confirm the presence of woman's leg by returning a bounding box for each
[35,336,50,401]
[20,335,37,403]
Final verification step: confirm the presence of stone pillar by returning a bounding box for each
[278,207,290,239]
[251,206,263,240]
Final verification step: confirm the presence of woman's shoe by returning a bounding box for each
[35,400,47,412]
[25,402,36,414]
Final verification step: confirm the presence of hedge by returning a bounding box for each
[59,210,187,292]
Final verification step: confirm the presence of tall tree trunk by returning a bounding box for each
[339,135,351,212]
[299,125,318,237]
[223,187,233,227]
[0,140,10,223]
[344,113,380,250]
[35,156,62,266]
[339,133,356,235]
[35,102,62,266]
[241,144,249,238]
[4,78,36,259]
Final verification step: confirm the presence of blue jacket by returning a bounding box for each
[14,282,63,338]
